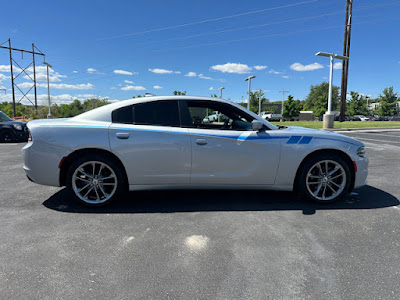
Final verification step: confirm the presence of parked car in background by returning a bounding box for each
[12,116,29,122]
[354,115,369,121]
[0,111,29,143]
[389,115,400,121]
[23,96,368,207]
[260,111,282,121]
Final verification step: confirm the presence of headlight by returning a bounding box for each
[356,146,366,157]
[13,124,22,131]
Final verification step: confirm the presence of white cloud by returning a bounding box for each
[72,70,78,73]
[87,68,97,73]
[124,80,134,84]
[209,87,214,90]
[0,65,21,73]
[121,85,146,91]
[254,65,267,70]
[210,62,252,74]
[269,69,283,75]
[153,85,162,89]
[149,68,173,74]
[175,71,181,74]
[18,82,93,90]
[113,69,135,75]
[24,73,62,82]
[0,74,7,81]
[198,74,213,80]
[185,72,197,77]
[281,75,289,79]
[333,62,342,70]
[290,62,323,71]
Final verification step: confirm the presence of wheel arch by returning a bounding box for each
[293,148,355,192]
[59,148,128,187]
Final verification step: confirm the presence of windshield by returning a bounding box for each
[0,112,12,122]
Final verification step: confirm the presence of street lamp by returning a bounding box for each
[316,52,348,129]
[43,61,53,119]
[278,90,289,122]
[244,75,256,110]
[218,87,225,98]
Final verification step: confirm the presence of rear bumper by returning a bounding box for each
[22,140,70,187]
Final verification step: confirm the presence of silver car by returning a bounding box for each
[22,96,368,207]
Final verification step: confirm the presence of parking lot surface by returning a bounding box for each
[1,130,400,299]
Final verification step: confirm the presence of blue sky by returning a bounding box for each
[0,0,399,105]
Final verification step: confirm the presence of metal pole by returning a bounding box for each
[258,89,262,115]
[32,43,38,110]
[327,55,334,113]
[278,90,289,121]
[220,89,223,98]
[247,79,251,110]
[8,39,16,118]
[45,63,52,118]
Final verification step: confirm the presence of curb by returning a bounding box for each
[325,127,400,132]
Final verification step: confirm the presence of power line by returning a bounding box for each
[98,0,321,41]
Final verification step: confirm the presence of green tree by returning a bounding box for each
[249,90,267,114]
[283,95,301,119]
[210,93,218,98]
[376,87,398,116]
[303,82,340,117]
[173,91,186,95]
[347,91,368,116]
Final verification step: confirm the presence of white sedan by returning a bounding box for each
[22,96,368,207]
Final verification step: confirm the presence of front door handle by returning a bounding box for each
[116,132,130,139]
[195,139,207,145]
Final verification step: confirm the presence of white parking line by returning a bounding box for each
[343,132,400,138]
[350,137,400,144]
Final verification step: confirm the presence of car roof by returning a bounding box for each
[72,96,246,122]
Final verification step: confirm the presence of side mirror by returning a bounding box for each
[251,120,264,131]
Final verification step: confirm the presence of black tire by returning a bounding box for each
[66,153,127,207]
[0,130,16,143]
[296,153,352,203]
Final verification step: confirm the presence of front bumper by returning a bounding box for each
[354,156,368,188]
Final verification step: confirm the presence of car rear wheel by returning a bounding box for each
[297,154,351,203]
[66,154,127,206]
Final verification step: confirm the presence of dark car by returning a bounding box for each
[0,111,29,142]
[389,115,400,121]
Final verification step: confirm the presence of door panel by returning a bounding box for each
[109,124,191,185]
[189,129,281,185]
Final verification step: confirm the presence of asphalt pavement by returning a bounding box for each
[0,130,399,299]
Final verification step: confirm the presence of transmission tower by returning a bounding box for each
[0,39,45,117]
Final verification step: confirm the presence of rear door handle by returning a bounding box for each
[116,132,130,139]
[195,139,207,145]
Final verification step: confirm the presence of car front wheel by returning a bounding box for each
[66,155,127,206]
[297,154,352,203]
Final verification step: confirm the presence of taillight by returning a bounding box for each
[28,130,32,142]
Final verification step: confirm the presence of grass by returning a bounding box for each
[270,121,400,129]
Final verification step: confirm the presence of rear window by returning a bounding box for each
[112,101,180,127]
[133,101,180,127]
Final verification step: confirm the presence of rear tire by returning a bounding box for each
[297,153,351,203]
[66,154,127,207]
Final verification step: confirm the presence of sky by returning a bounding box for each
[0,0,399,106]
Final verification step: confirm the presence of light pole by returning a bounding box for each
[43,61,53,119]
[244,75,256,110]
[278,90,289,122]
[316,52,348,129]
[218,87,225,98]
[365,95,370,114]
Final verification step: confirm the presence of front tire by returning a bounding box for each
[0,130,15,143]
[297,154,352,203]
[66,154,127,207]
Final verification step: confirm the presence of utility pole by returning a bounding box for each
[278,90,289,122]
[43,62,52,118]
[0,39,45,117]
[339,0,353,122]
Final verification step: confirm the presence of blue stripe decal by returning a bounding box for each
[38,124,359,146]
[287,136,302,144]
[299,136,313,144]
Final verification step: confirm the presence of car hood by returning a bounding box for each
[280,126,364,146]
